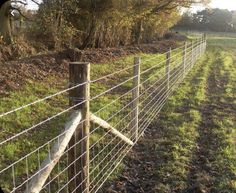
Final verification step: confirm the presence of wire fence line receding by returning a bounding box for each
[0,36,207,193]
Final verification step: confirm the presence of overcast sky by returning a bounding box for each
[26,0,236,11]
[26,0,39,10]
[210,0,236,10]
[193,0,236,12]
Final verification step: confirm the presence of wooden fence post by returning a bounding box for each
[204,33,207,52]
[183,42,187,77]
[199,37,202,56]
[195,39,200,58]
[196,38,199,58]
[166,48,171,90]
[191,41,194,66]
[199,35,203,57]
[132,57,140,142]
[202,34,205,54]
[68,62,90,193]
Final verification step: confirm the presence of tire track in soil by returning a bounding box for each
[100,53,210,193]
[185,50,236,193]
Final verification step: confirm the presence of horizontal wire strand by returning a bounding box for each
[1,39,206,193]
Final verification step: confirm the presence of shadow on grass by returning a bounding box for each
[185,51,236,193]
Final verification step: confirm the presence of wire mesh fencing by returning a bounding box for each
[0,36,207,193]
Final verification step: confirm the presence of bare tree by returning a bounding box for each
[0,0,32,44]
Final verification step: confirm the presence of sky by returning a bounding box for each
[193,0,236,12]
[26,0,236,11]
[210,0,236,10]
[26,0,40,10]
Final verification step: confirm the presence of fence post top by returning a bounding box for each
[166,48,171,58]
[134,56,141,63]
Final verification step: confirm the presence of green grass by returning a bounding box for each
[0,49,179,192]
[186,30,236,48]
[152,49,211,192]
[2,34,235,193]
[98,32,236,193]
[146,42,236,192]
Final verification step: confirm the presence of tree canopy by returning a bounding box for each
[0,0,209,48]
[176,8,236,32]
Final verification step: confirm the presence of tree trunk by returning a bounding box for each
[53,12,63,49]
[133,19,143,45]
[0,1,13,44]
[81,14,97,49]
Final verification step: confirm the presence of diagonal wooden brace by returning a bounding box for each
[25,111,134,193]
[25,110,82,193]
[90,113,134,146]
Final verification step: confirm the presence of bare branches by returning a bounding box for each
[150,0,209,15]
[11,0,27,5]
[9,0,32,20]
[10,6,31,20]
[151,0,174,13]
[30,0,40,6]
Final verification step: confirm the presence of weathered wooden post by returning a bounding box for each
[199,35,203,57]
[196,38,199,59]
[191,40,194,66]
[195,39,200,58]
[132,57,140,142]
[198,37,201,57]
[201,36,203,52]
[202,34,205,54]
[203,33,207,52]
[68,62,90,193]
[166,48,171,90]
[183,42,187,77]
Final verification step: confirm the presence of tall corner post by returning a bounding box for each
[68,62,90,193]
[132,57,141,142]
[166,48,171,91]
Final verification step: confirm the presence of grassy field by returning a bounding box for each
[154,45,236,192]
[0,44,185,192]
[1,33,235,193]
[102,35,236,193]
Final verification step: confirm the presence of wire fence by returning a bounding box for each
[0,36,207,193]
